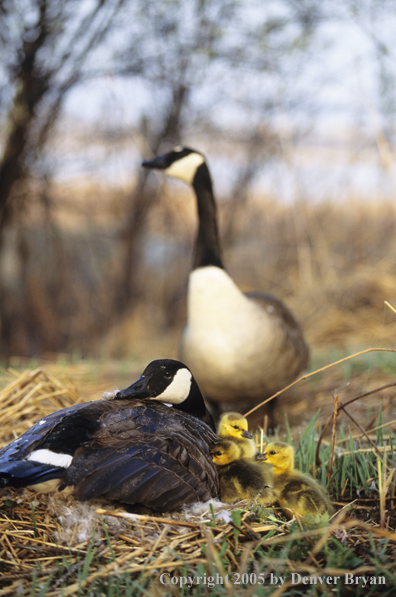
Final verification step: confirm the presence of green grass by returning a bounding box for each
[19,521,393,597]
[309,346,396,380]
[2,387,396,596]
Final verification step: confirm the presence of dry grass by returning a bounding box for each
[247,347,396,434]
[0,368,81,448]
[0,490,277,595]
[0,366,396,594]
[2,153,396,592]
[4,186,396,362]
[1,489,395,596]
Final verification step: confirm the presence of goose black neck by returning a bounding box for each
[177,378,216,431]
[192,163,224,270]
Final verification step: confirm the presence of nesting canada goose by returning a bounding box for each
[258,441,334,519]
[218,412,256,459]
[211,439,274,505]
[0,359,219,512]
[142,146,309,424]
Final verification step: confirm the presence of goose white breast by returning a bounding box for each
[142,147,309,425]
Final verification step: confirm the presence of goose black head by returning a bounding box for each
[143,146,222,271]
[142,146,206,185]
[115,359,215,430]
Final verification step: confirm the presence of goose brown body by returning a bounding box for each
[259,441,334,518]
[0,360,219,512]
[142,147,309,425]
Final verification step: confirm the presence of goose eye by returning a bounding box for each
[270,451,276,455]
[163,372,172,379]
[233,425,240,430]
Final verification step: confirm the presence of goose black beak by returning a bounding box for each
[242,430,253,439]
[142,154,168,170]
[256,453,267,461]
[115,375,153,400]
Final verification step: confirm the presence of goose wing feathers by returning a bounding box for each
[0,402,111,460]
[246,291,309,367]
[65,402,219,511]
[0,403,107,487]
[0,400,219,512]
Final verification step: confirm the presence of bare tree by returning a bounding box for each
[112,0,325,312]
[0,0,129,357]
[0,0,327,358]
[0,0,127,231]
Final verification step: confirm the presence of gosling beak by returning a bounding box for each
[256,453,267,461]
[115,375,153,400]
[242,430,253,439]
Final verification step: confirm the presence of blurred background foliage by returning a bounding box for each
[0,0,396,361]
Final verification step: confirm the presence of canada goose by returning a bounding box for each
[218,412,256,459]
[211,439,274,505]
[0,359,219,512]
[142,146,309,425]
[257,441,334,518]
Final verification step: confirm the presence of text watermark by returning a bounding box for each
[159,572,386,589]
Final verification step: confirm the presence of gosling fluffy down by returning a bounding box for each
[211,439,274,506]
[258,441,334,518]
[217,412,256,459]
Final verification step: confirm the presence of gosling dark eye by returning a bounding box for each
[270,451,276,455]
[233,425,240,430]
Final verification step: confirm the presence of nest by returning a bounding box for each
[0,367,81,448]
[0,367,395,595]
[1,488,395,596]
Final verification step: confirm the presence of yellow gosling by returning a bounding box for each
[211,439,275,506]
[218,412,256,459]
[258,441,334,519]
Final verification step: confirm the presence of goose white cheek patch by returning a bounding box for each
[27,449,73,468]
[154,369,192,404]
[165,152,205,184]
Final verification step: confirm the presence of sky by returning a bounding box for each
[50,0,396,203]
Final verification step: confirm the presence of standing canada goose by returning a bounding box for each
[257,441,334,518]
[218,412,256,459]
[142,146,309,425]
[0,359,219,512]
[211,439,274,505]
